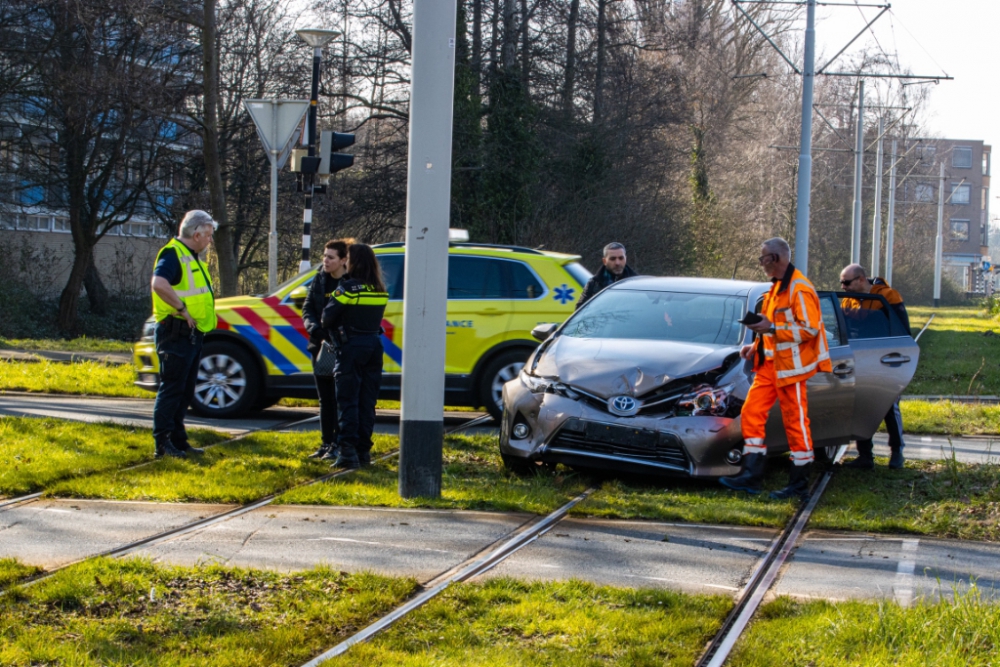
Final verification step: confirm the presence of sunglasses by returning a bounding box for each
[840,276,861,286]
[758,253,777,265]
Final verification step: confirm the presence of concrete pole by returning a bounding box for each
[934,161,945,307]
[885,139,897,284]
[851,80,865,264]
[870,117,885,277]
[398,0,457,499]
[793,0,816,275]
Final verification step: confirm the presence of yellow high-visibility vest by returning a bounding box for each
[152,238,217,333]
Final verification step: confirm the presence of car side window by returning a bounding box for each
[818,294,843,345]
[839,293,893,340]
[448,256,504,299]
[508,261,544,299]
[377,254,404,300]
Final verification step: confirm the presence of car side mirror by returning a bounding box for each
[289,286,308,309]
[531,323,558,342]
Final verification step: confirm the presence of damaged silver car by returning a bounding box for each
[499,277,918,478]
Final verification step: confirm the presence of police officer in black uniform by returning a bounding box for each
[301,239,350,461]
[321,243,389,469]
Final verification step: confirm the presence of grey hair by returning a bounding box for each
[603,242,626,257]
[179,210,218,238]
[761,237,790,261]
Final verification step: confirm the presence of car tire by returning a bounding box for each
[190,342,262,418]
[480,349,532,422]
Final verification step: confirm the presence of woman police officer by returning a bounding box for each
[320,243,389,469]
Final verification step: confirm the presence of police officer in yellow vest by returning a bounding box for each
[150,210,217,458]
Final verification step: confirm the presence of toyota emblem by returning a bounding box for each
[608,395,639,416]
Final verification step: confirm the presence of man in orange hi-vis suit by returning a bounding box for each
[720,237,832,501]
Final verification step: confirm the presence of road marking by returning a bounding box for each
[921,437,933,442]
[894,538,919,607]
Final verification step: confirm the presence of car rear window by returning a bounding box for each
[563,290,746,345]
[563,261,592,288]
[448,256,505,299]
[508,261,545,299]
[377,254,405,300]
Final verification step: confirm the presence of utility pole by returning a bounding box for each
[934,161,945,307]
[851,80,865,264]
[885,139,898,284]
[793,0,816,275]
[398,0,458,499]
[870,116,885,277]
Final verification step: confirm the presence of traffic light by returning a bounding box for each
[319,130,355,174]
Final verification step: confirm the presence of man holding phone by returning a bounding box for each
[720,237,831,501]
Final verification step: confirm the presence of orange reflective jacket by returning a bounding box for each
[754,264,832,387]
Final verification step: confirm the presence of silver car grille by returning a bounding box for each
[548,418,688,469]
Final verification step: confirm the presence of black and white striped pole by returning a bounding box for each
[295,28,340,274]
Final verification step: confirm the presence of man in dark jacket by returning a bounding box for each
[301,239,350,460]
[576,242,638,309]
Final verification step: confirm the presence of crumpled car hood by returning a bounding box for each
[533,336,738,398]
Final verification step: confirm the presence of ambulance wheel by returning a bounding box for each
[480,349,530,422]
[190,342,262,418]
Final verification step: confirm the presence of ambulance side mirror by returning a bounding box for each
[289,286,308,309]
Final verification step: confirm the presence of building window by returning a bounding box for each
[0,213,18,230]
[914,183,935,202]
[950,183,971,205]
[17,214,50,231]
[949,219,970,241]
[915,144,936,162]
[952,147,973,169]
[985,151,992,177]
[53,217,71,233]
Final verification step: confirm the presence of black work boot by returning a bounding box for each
[719,453,766,494]
[331,444,360,470]
[770,463,812,501]
[888,446,905,470]
[843,440,874,470]
[174,441,204,455]
[356,443,373,467]
[307,443,332,459]
[155,440,187,459]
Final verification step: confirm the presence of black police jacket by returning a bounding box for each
[302,270,343,354]
[321,277,389,338]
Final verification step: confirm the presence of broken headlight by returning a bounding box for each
[520,371,581,399]
[678,383,735,416]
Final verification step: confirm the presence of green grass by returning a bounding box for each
[813,457,1000,542]
[47,431,387,503]
[898,399,1000,435]
[0,417,227,497]
[278,434,588,514]
[0,557,42,589]
[0,336,134,353]
[907,305,1000,396]
[730,592,1000,667]
[0,557,417,667]
[0,358,146,397]
[340,578,730,667]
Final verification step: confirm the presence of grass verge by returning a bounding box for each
[730,592,1000,667]
[46,431,393,503]
[813,457,1000,542]
[339,578,730,667]
[0,358,146,398]
[907,305,1000,396]
[278,434,588,514]
[0,336,133,353]
[0,557,416,667]
[0,417,227,498]
[0,557,42,589]
[898,400,1000,435]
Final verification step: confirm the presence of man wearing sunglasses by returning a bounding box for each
[721,237,831,501]
[839,263,910,469]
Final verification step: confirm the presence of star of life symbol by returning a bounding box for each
[608,395,640,416]
[553,284,575,304]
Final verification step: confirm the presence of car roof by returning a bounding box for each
[607,276,767,297]
[373,242,580,263]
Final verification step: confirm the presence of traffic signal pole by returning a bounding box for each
[398,0,457,499]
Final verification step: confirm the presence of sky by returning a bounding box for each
[812,0,997,170]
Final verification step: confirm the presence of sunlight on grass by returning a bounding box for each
[0,557,416,667]
[898,400,1000,435]
[342,578,730,666]
[907,305,1000,396]
[0,557,42,589]
[0,358,146,397]
[814,457,1000,541]
[0,337,134,353]
[730,592,1000,667]
[278,434,588,514]
[0,417,226,497]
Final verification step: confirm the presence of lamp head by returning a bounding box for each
[295,28,340,48]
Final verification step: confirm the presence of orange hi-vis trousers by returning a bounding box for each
[741,360,815,466]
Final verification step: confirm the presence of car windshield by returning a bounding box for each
[562,289,746,345]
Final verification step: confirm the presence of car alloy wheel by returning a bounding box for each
[190,342,262,418]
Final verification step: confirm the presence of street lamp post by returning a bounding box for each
[295,28,340,274]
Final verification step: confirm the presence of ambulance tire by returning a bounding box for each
[480,349,531,422]
[190,342,262,418]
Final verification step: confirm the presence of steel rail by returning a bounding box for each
[299,487,596,667]
[696,445,847,667]
[914,314,935,342]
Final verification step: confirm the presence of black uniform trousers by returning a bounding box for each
[856,400,905,454]
[153,320,204,449]
[333,335,383,457]
[311,353,339,446]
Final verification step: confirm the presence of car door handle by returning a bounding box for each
[880,354,911,366]
[832,363,853,377]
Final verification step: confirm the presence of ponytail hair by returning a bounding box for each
[347,244,386,293]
